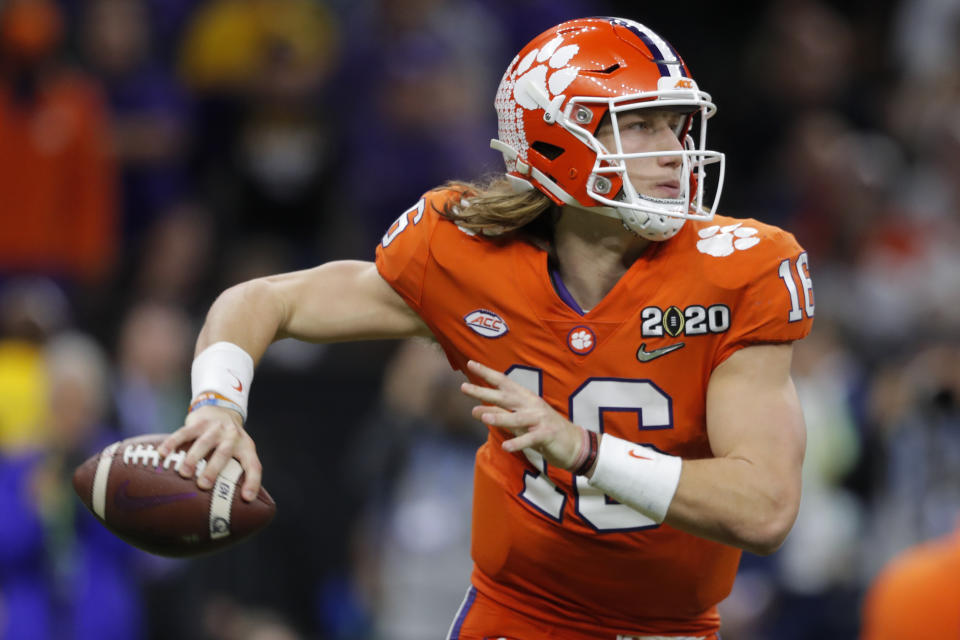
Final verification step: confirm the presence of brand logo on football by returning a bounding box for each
[113,480,197,512]
[464,309,509,338]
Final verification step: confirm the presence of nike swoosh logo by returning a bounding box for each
[112,480,197,512]
[636,342,685,362]
[228,370,243,392]
[629,449,653,460]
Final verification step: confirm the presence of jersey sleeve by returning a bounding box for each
[712,228,815,367]
[374,191,446,314]
[374,189,475,372]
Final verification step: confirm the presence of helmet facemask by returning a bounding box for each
[562,86,726,241]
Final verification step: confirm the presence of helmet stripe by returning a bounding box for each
[606,18,685,79]
[660,39,690,78]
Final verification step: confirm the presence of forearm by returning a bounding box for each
[584,430,801,555]
[196,279,284,363]
[664,455,798,555]
[195,261,428,360]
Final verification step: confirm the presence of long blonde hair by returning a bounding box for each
[433,177,557,238]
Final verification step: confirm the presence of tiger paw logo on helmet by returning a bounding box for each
[696,223,760,257]
[494,34,581,167]
[510,35,580,114]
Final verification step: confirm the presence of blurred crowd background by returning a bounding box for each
[1,0,958,638]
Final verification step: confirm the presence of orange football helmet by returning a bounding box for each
[492,17,725,240]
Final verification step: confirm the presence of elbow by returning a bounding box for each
[204,278,287,339]
[738,503,798,556]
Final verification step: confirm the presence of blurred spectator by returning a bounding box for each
[113,301,192,438]
[180,0,337,95]
[780,326,863,594]
[0,332,145,640]
[202,595,304,640]
[80,0,193,247]
[0,277,70,452]
[0,0,118,287]
[349,339,484,640]
[860,519,960,639]
[768,326,865,638]
[861,342,960,578]
[179,0,341,261]
[334,0,509,245]
[731,0,860,219]
[80,201,215,350]
[131,201,216,309]
[892,0,960,81]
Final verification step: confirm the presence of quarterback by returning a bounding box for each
[161,18,814,639]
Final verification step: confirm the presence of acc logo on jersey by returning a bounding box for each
[464,309,509,338]
[567,326,596,355]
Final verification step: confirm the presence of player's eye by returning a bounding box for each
[624,119,650,131]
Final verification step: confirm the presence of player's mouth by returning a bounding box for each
[653,180,682,199]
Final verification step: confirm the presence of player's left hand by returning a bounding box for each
[461,360,584,470]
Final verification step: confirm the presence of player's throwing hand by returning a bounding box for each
[158,406,263,502]
[461,360,587,471]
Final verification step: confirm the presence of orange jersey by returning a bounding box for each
[861,529,960,640]
[375,190,814,635]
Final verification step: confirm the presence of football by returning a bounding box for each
[72,433,276,557]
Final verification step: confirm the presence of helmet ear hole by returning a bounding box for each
[531,141,565,161]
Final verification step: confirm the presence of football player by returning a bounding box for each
[161,17,814,639]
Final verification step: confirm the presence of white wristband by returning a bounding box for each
[586,434,682,524]
[191,341,255,418]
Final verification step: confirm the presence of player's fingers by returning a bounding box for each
[471,405,509,419]
[467,360,532,395]
[479,408,536,429]
[235,440,262,502]
[182,423,235,482]
[466,360,507,385]
[467,360,532,396]
[460,381,506,406]
[158,421,206,458]
[197,437,236,490]
[501,430,544,453]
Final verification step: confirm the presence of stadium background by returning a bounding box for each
[1,0,958,638]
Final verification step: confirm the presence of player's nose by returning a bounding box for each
[652,124,684,169]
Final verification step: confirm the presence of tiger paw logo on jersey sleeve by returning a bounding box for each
[567,326,595,355]
[696,223,760,257]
